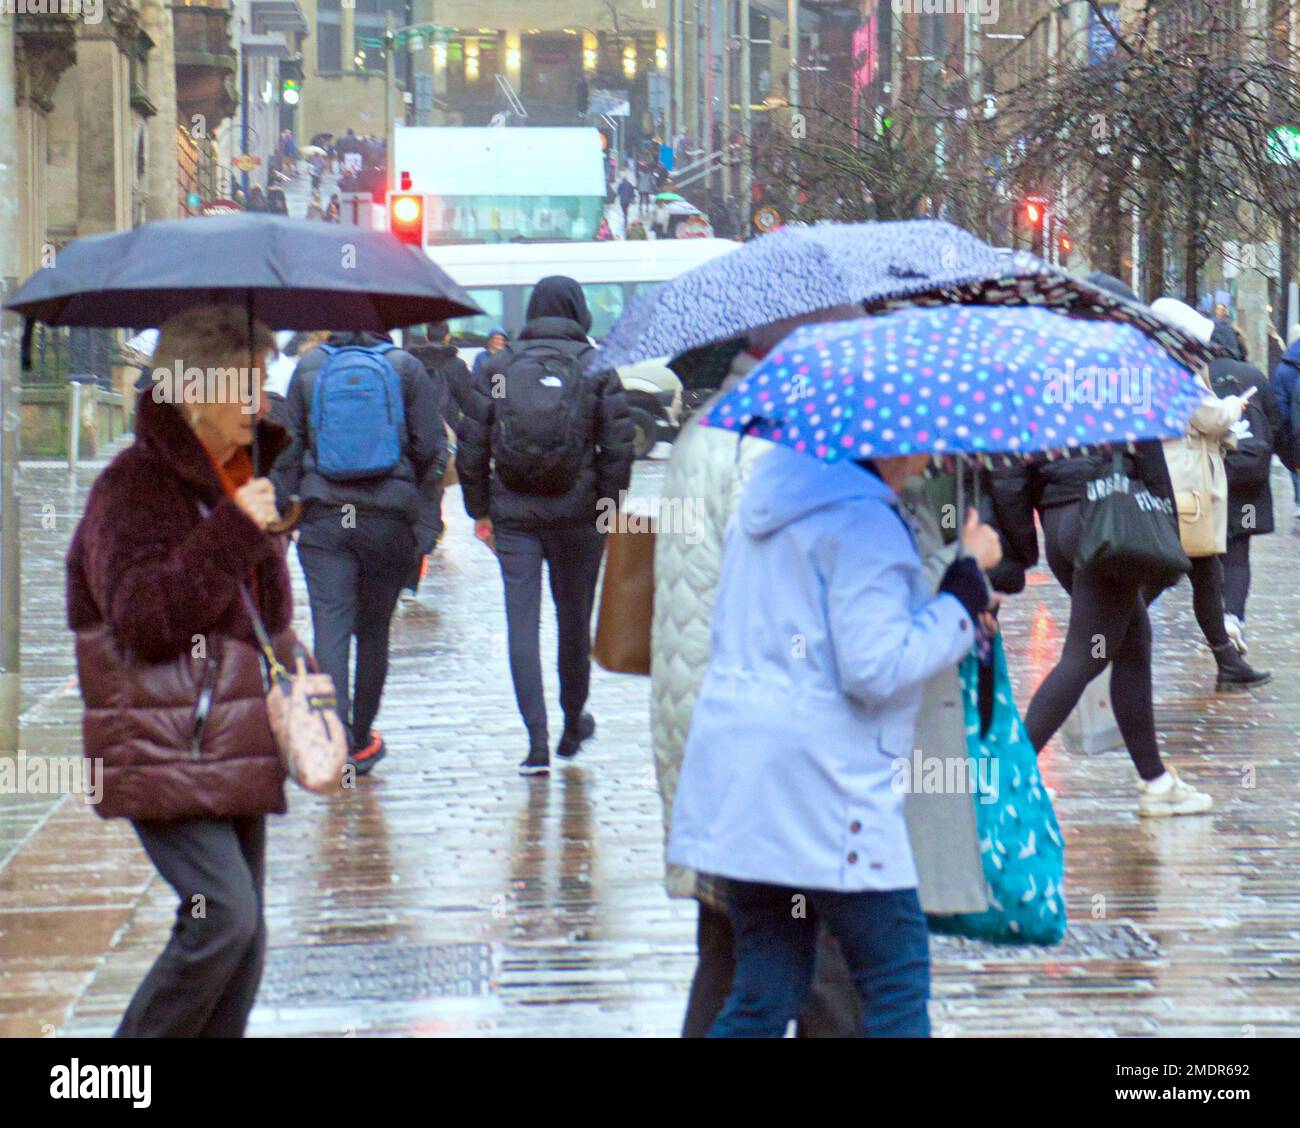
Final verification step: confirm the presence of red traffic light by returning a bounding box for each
[1059,234,1073,254]
[389,193,424,246]
[1025,201,1044,226]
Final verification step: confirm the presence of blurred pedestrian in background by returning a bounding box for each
[985,275,1217,816]
[457,277,634,775]
[1206,318,1282,653]
[1270,322,1300,517]
[470,325,510,385]
[1150,297,1269,692]
[273,330,447,776]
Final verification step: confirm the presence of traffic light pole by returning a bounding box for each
[385,13,396,193]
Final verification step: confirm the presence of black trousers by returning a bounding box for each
[1221,534,1252,621]
[1025,502,1164,780]
[117,817,266,1038]
[297,510,416,749]
[681,902,860,1038]
[494,523,606,739]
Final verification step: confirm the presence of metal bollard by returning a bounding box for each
[67,373,96,473]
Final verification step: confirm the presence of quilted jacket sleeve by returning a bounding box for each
[648,422,771,899]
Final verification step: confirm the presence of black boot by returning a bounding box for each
[1213,643,1271,691]
[556,713,596,760]
[519,727,550,777]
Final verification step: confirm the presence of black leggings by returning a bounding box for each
[1024,503,1165,781]
[1187,554,1230,648]
[1221,535,1251,621]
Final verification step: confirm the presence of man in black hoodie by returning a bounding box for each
[457,276,635,775]
[273,331,447,775]
[407,321,472,434]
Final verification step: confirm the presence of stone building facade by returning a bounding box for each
[8,1,249,454]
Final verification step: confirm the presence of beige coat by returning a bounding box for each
[1163,383,1246,556]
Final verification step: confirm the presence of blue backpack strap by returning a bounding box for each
[309,342,353,436]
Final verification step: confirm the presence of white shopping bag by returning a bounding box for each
[1061,676,1125,755]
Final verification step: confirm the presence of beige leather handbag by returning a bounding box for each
[1174,438,1217,558]
[241,588,348,793]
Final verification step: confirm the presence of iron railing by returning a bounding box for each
[22,325,120,390]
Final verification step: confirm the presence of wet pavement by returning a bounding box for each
[2,451,1299,1037]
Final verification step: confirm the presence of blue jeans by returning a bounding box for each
[710,881,931,1038]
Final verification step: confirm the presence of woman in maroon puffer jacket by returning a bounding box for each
[67,304,296,1037]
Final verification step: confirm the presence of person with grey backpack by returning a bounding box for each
[457,277,635,776]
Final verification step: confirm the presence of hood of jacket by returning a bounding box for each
[740,445,894,538]
[525,276,593,333]
[1210,320,1243,361]
[408,341,458,367]
[518,317,592,346]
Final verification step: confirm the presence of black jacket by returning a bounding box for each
[408,341,472,432]
[271,331,448,547]
[457,277,634,530]
[983,443,1177,588]
[1210,357,1281,537]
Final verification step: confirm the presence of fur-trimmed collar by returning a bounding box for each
[132,390,290,504]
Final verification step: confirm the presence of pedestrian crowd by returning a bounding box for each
[54,214,1298,1040]
[225,127,369,224]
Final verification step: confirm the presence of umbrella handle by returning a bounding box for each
[955,458,966,558]
[266,496,302,536]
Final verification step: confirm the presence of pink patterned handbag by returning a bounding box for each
[240,587,348,793]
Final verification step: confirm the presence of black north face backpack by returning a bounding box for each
[491,342,592,495]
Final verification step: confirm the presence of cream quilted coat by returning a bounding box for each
[651,374,773,899]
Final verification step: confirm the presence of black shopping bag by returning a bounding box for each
[1076,449,1191,591]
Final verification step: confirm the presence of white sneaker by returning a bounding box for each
[1138,766,1213,818]
[1224,614,1247,655]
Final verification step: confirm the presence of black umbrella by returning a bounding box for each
[4,212,481,330]
[6,213,483,528]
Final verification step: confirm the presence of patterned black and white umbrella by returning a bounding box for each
[593,219,1010,373]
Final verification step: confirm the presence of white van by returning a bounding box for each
[424,238,740,456]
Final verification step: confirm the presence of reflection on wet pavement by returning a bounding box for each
[2,456,1299,1037]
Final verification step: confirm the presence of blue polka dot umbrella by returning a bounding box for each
[699,304,1207,460]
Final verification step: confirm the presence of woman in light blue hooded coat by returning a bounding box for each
[668,443,1001,1037]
